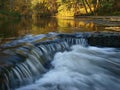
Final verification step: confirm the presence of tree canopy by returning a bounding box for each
[0,0,120,18]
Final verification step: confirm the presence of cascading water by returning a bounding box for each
[0,32,120,90]
[16,45,120,90]
[0,34,70,90]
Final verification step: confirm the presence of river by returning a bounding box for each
[16,45,120,90]
[0,17,120,44]
[0,17,120,90]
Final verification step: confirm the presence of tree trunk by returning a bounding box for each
[81,0,88,14]
[93,0,100,15]
[84,0,94,14]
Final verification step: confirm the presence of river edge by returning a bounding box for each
[0,16,120,44]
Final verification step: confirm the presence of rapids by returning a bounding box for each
[16,45,120,90]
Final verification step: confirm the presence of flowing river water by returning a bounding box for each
[16,45,120,90]
[0,33,120,90]
[0,17,120,90]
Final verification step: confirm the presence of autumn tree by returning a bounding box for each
[11,0,31,16]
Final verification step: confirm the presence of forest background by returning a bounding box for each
[0,0,120,20]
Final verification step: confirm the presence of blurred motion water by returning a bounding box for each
[16,45,120,90]
[0,17,120,90]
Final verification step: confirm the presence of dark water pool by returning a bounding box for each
[0,17,120,44]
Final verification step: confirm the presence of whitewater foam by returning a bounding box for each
[16,45,120,90]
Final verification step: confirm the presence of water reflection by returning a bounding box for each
[0,17,118,43]
[0,19,31,37]
[32,18,58,34]
[57,18,98,33]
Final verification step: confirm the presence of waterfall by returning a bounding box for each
[57,33,88,46]
[0,36,71,90]
[16,45,120,90]
[0,32,120,90]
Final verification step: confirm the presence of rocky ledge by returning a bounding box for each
[57,32,120,47]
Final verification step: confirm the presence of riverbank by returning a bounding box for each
[75,16,120,21]
[0,10,20,21]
